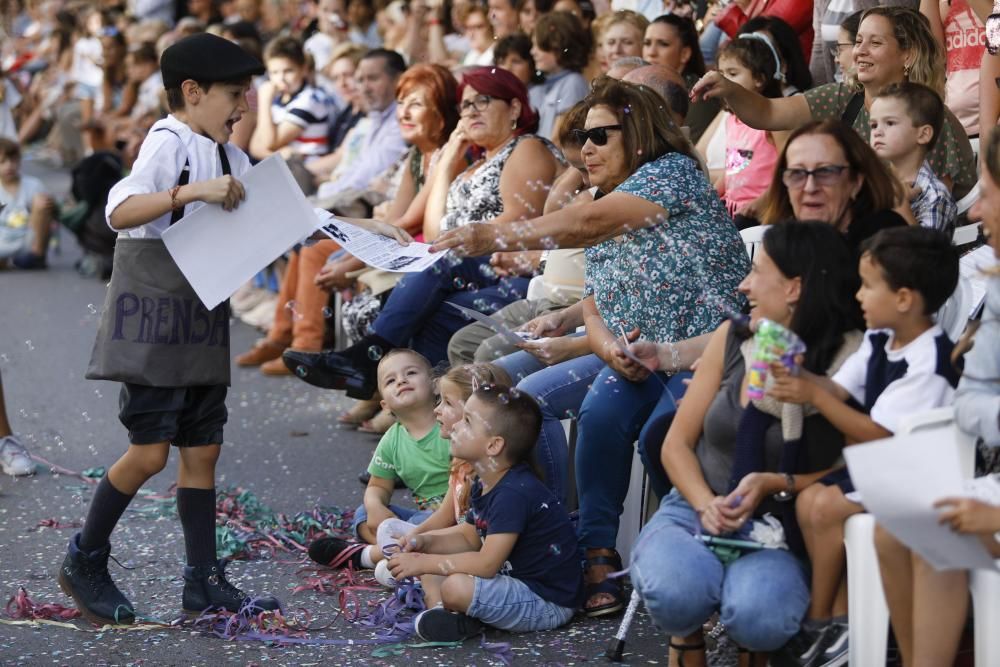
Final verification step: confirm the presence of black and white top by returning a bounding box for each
[832,324,961,433]
[439,134,564,232]
[271,84,335,159]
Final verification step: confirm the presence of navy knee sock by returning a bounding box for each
[176,487,217,566]
[79,476,135,552]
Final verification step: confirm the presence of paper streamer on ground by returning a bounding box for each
[315,212,446,273]
[162,155,320,310]
[844,428,998,572]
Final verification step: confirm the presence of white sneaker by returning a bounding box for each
[0,435,36,476]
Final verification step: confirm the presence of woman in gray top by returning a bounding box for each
[629,222,864,665]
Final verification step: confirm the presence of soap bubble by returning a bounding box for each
[295,366,308,378]
[453,277,465,289]
[368,345,384,361]
[24,340,34,351]
[81,412,91,422]
[87,304,97,314]
[322,306,334,318]
[284,300,296,311]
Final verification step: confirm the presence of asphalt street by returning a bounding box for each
[0,160,669,666]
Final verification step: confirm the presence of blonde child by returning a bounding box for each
[307,349,450,570]
[372,363,511,585]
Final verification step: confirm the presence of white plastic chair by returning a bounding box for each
[845,407,979,667]
[526,275,546,301]
[953,221,983,246]
[955,183,981,218]
[739,225,766,261]
[935,274,974,342]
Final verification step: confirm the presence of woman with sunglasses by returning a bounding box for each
[693,6,977,202]
[431,78,749,617]
[284,67,564,400]
[758,119,908,250]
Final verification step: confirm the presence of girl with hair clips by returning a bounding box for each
[693,6,977,201]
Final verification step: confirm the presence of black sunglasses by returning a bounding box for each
[571,124,623,147]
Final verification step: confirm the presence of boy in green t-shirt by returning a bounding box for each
[308,349,451,570]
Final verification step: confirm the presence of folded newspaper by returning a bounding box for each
[315,211,446,273]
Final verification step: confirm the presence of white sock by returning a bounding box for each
[360,545,376,569]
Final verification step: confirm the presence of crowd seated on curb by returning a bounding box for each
[2,0,1000,663]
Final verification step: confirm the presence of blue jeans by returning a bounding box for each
[575,366,672,550]
[699,22,727,66]
[351,503,434,539]
[636,372,692,499]
[372,256,529,365]
[467,574,576,632]
[495,352,607,502]
[631,490,809,651]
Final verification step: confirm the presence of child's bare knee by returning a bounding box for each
[128,447,169,478]
[180,445,221,469]
[440,574,473,612]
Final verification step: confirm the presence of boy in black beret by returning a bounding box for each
[57,32,282,625]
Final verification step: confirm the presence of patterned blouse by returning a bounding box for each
[803,82,977,200]
[584,152,749,343]
[439,134,565,232]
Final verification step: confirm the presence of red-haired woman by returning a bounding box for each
[285,67,566,400]
[235,64,459,378]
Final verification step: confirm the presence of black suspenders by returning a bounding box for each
[153,128,232,225]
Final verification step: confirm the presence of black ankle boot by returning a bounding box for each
[181,559,282,614]
[283,334,392,399]
[57,533,135,625]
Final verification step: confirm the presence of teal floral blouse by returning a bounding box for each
[584,152,749,343]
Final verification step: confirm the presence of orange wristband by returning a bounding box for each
[169,185,183,210]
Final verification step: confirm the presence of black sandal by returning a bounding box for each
[669,639,706,667]
[583,550,625,617]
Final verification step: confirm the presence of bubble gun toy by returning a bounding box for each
[746,318,806,400]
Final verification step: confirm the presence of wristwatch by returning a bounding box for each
[772,473,795,502]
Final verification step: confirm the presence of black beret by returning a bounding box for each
[160,32,264,89]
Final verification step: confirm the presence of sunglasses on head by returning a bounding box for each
[570,124,622,147]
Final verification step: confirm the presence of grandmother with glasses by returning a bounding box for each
[758,119,908,250]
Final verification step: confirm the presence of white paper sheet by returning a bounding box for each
[844,429,998,572]
[162,155,319,310]
[447,302,527,346]
[315,212,446,273]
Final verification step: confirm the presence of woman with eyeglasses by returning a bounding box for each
[693,6,978,201]
[759,119,908,250]
[284,67,564,400]
[431,78,749,617]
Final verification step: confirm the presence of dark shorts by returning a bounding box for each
[118,383,227,447]
[819,466,854,494]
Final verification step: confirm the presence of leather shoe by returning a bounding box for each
[283,349,378,399]
[282,349,352,389]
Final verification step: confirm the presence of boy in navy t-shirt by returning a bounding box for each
[770,226,961,665]
[387,385,582,642]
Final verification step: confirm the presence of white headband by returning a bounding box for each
[738,32,785,82]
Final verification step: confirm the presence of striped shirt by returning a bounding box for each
[271,84,335,158]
